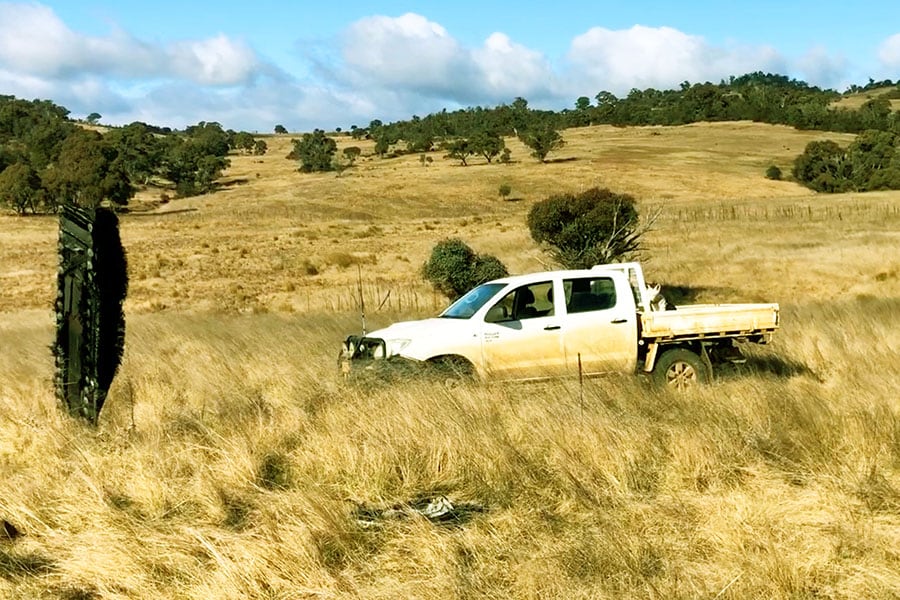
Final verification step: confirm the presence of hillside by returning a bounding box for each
[0,121,882,315]
[832,86,900,111]
[1,121,899,599]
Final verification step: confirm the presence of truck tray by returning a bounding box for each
[640,303,779,341]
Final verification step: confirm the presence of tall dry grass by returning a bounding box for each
[1,121,899,598]
[2,299,899,598]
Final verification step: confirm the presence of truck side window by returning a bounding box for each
[485,281,554,322]
[563,277,617,313]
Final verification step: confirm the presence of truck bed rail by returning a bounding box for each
[640,303,779,342]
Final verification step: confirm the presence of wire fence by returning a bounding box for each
[662,200,900,223]
[297,281,447,315]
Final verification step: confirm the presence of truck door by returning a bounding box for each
[561,275,638,374]
[480,280,566,379]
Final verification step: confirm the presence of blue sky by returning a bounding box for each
[1,1,899,132]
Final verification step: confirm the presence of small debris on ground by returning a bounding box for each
[353,495,485,527]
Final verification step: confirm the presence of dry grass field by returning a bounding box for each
[832,87,900,111]
[1,121,900,599]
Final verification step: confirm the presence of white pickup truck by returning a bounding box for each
[339,263,779,388]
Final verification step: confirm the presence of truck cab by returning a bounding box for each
[342,268,640,380]
[341,262,779,386]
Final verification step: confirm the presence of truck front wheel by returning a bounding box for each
[652,348,710,390]
[426,356,476,386]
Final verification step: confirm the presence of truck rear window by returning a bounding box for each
[563,277,616,313]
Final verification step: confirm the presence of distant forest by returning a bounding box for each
[353,73,899,145]
[2,72,900,214]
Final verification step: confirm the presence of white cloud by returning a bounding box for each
[0,3,88,76]
[0,67,57,98]
[342,13,475,98]
[0,2,262,85]
[878,33,900,69]
[795,46,847,89]
[472,33,556,99]
[565,25,784,95]
[168,35,260,86]
[336,13,564,112]
[568,25,707,90]
[0,5,868,132]
[0,2,276,127]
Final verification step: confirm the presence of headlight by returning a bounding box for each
[385,339,412,356]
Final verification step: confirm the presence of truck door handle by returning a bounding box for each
[610,319,628,324]
[544,325,561,331]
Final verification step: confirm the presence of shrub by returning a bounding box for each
[422,238,508,300]
[498,183,512,200]
[792,140,850,192]
[519,126,565,162]
[765,165,782,180]
[792,132,900,193]
[472,254,508,286]
[292,129,337,173]
[342,146,361,165]
[527,187,646,269]
[301,260,319,275]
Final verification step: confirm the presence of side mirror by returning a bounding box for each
[484,304,508,323]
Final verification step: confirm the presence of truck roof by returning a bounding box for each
[487,265,632,286]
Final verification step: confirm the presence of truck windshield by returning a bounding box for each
[440,283,506,319]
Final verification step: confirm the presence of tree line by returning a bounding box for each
[294,97,569,173]
[344,73,899,147]
[0,96,266,214]
[3,72,900,214]
[793,129,900,192]
[333,72,900,190]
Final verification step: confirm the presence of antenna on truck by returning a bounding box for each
[357,264,367,336]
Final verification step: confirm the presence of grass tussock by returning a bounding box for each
[1,300,900,598]
[1,122,899,597]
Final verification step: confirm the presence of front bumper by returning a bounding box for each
[339,335,422,378]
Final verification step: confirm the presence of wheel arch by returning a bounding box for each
[651,345,712,389]
[424,354,481,379]
[645,340,705,372]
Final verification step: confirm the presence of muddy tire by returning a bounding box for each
[55,206,127,423]
[652,348,709,390]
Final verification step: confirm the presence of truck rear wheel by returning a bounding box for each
[653,348,709,390]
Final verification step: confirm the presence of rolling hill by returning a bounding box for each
[1,121,899,599]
